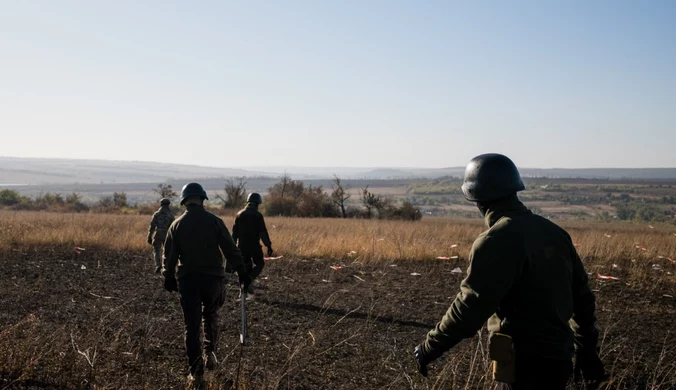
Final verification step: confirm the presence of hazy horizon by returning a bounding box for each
[2,1,675,168]
[2,155,676,171]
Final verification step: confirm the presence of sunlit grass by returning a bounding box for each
[1,210,674,273]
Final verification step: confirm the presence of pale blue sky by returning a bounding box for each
[1,1,674,168]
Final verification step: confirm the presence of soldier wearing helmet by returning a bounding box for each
[147,197,175,273]
[232,192,273,298]
[162,182,250,387]
[413,154,606,389]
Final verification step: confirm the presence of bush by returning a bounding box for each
[264,176,338,218]
[396,201,423,221]
[264,195,297,217]
[0,189,22,206]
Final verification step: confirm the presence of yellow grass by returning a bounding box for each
[1,210,675,268]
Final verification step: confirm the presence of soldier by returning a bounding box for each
[413,154,606,390]
[147,197,175,273]
[232,192,273,297]
[162,182,251,388]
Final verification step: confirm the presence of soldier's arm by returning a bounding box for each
[231,214,239,243]
[569,243,599,350]
[259,213,272,248]
[423,234,522,359]
[217,218,245,271]
[148,213,158,239]
[161,227,179,279]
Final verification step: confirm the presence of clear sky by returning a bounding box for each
[1,1,674,169]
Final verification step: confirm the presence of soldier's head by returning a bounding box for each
[160,198,171,207]
[247,192,263,206]
[461,153,525,214]
[180,182,208,206]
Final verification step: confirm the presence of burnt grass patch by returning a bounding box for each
[0,247,674,389]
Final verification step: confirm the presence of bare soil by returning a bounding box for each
[0,246,674,389]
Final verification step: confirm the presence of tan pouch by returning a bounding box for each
[488,333,516,384]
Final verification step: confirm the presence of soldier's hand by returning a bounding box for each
[267,247,273,257]
[413,345,429,377]
[163,278,178,292]
[574,347,607,385]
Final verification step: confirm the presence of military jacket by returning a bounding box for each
[232,205,272,249]
[162,204,244,280]
[423,197,598,361]
[148,206,175,245]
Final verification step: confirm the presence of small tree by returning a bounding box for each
[153,184,178,201]
[65,192,89,212]
[215,178,248,209]
[268,173,304,200]
[397,201,422,221]
[376,196,396,219]
[113,192,129,208]
[330,174,351,218]
[298,185,337,217]
[97,196,114,209]
[361,186,382,219]
[65,192,81,204]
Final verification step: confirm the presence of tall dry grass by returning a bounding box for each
[1,210,674,265]
[2,209,674,287]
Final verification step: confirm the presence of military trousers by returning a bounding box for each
[494,357,573,390]
[240,245,265,280]
[152,244,163,268]
[178,274,225,375]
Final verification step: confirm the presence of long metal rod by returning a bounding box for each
[235,286,247,390]
[240,286,247,345]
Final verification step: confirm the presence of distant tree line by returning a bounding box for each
[0,188,135,213]
[256,175,421,221]
[0,175,423,221]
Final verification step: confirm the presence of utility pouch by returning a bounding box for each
[489,333,515,384]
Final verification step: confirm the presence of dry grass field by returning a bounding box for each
[0,210,675,389]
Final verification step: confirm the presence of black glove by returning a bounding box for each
[147,236,152,245]
[574,347,607,385]
[267,247,273,257]
[163,278,178,292]
[236,267,252,290]
[413,345,429,377]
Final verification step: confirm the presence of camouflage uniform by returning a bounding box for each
[147,205,175,269]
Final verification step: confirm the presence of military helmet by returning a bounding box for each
[461,153,525,202]
[180,182,208,205]
[160,198,171,206]
[247,192,263,204]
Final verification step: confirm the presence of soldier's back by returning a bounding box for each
[488,212,577,360]
[235,208,263,242]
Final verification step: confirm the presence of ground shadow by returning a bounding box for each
[256,298,435,330]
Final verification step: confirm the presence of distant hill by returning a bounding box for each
[519,168,676,180]
[0,157,275,185]
[1,157,676,186]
